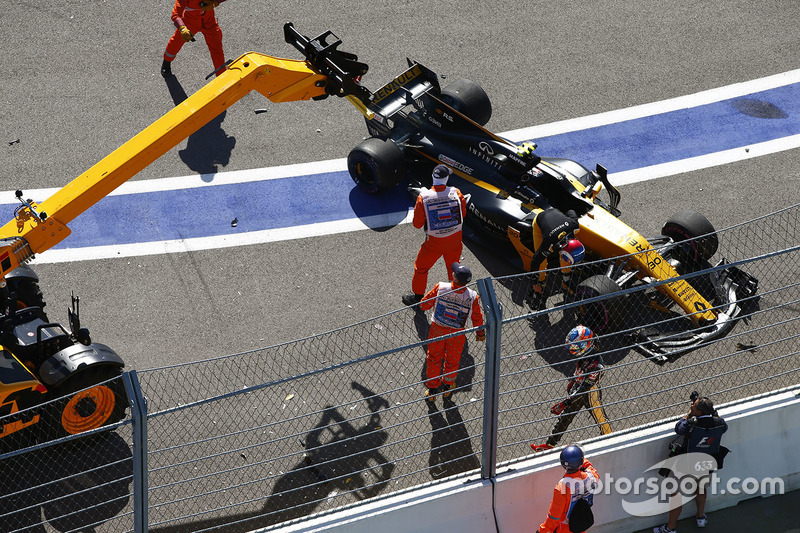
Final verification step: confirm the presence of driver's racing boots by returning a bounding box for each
[525,284,547,311]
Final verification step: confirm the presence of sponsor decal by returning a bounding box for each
[372,64,423,104]
[438,155,474,175]
[508,153,527,166]
[468,146,502,169]
[435,109,455,123]
[468,203,506,233]
[428,116,443,128]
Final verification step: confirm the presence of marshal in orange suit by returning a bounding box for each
[161,0,228,78]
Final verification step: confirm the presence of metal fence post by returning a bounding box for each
[123,370,149,533]
[477,277,502,480]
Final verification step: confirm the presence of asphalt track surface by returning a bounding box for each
[2,1,798,370]
[2,1,800,531]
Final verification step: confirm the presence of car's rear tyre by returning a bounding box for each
[574,274,627,333]
[661,210,718,263]
[347,137,406,194]
[440,79,492,126]
[48,365,127,438]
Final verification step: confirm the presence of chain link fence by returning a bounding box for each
[0,374,134,533]
[492,204,800,464]
[138,307,488,532]
[1,204,798,532]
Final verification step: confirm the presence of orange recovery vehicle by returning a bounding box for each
[0,24,373,448]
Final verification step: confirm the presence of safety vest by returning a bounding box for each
[421,186,463,237]
[432,283,477,329]
[558,470,597,516]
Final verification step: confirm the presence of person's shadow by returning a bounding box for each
[150,382,395,533]
[426,400,481,480]
[164,75,236,179]
[412,312,481,479]
[0,431,133,532]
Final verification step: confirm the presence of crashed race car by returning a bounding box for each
[319,47,759,360]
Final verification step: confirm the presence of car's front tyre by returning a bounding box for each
[661,210,718,263]
[574,274,627,333]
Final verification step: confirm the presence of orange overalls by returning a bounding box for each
[163,0,227,75]
[539,459,599,533]
[410,185,467,296]
[420,282,484,389]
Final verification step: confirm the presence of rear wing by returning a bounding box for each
[367,60,440,118]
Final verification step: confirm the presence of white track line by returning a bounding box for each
[16,69,800,264]
[503,68,800,141]
[7,68,800,204]
[38,211,414,263]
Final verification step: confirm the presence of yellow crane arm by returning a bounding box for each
[0,24,371,279]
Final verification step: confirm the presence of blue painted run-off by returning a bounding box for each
[3,82,798,249]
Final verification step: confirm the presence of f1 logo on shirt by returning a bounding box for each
[697,436,715,447]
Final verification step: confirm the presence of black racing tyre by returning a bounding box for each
[440,79,492,126]
[47,365,127,438]
[574,274,627,333]
[661,210,718,262]
[347,137,406,194]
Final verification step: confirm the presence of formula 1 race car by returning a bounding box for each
[316,43,759,360]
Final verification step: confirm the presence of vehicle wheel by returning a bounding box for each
[48,365,127,438]
[661,210,718,262]
[347,137,406,194]
[440,79,492,126]
[6,276,47,316]
[574,274,627,333]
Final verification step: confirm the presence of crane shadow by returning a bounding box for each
[164,75,236,179]
[0,431,133,532]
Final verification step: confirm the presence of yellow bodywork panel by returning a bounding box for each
[0,347,44,438]
[578,207,717,324]
[0,52,329,277]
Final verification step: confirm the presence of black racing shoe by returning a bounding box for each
[442,382,455,399]
[442,384,456,408]
[424,387,440,403]
[525,289,547,311]
[161,59,173,78]
[402,292,423,307]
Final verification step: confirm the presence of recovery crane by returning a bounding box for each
[0,23,373,447]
